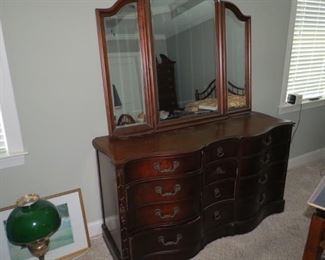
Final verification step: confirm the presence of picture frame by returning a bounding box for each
[0,188,90,260]
[308,175,325,211]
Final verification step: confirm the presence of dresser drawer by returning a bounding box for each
[205,159,237,183]
[127,199,200,231]
[238,162,287,197]
[129,218,201,260]
[241,143,290,176]
[203,179,235,207]
[204,201,234,230]
[237,186,285,220]
[205,139,239,163]
[241,125,292,155]
[236,195,261,220]
[126,174,201,209]
[238,175,259,197]
[124,152,201,183]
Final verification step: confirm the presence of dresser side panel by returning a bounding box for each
[98,152,122,254]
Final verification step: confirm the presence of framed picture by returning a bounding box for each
[0,188,90,260]
[308,175,325,210]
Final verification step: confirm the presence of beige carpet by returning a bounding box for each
[75,158,325,260]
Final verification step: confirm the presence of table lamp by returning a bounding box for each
[5,194,61,260]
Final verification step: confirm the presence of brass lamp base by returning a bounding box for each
[27,238,49,260]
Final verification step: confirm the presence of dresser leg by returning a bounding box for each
[303,213,325,260]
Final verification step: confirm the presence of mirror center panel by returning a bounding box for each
[150,0,219,121]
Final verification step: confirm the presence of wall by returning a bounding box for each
[0,0,324,227]
[0,0,113,223]
[232,0,325,158]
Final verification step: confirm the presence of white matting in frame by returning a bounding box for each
[0,188,90,260]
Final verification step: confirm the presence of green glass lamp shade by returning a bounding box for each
[6,195,61,245]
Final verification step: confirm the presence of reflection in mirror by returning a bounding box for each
[225,8,247,111]
[104,3,146,128]
[150,0,218,121]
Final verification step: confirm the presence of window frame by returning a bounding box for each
[0,19,26,170]
[279,0,325,114]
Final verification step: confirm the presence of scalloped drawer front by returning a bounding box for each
[126,174,201,209]
[240,144,290,177]
[237,185,285,220]
[205,139,240,163]
[204,201,234,230]
[205,159,237,184]
[241,125,292,155]
[203,179,235,207]
[124,152,201,183]
[239,163,287,197]
[130,218,201,260]
[127,200,200,231]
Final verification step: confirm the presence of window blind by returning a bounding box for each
[287,0,325,100]
[0,109,7,153]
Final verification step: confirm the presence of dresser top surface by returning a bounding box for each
[93,112,293,164]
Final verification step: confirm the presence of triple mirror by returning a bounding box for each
[96,0,251,137]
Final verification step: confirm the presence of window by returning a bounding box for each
[0,19,26,169]
[280,0,325,113]
[0,110,7,153]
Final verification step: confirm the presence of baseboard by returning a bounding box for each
[88,216,119,238]
[288,147,325,169]
[88,220,103,238]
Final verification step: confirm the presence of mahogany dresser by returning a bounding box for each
[93,112,293,259]
[94,0,294,258]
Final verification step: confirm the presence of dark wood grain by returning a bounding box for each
[204,200,235,230]
[127,199,201,232]
[205,159,238,183]
[303,213,325,260]
[129,218,202,260]
[203,179,235,206]
[238,162,287,197]
[126,174,201,209]
[93,112,292,165]
[94,112,293,259]
[94,1,293,259]
[124,152,201,183]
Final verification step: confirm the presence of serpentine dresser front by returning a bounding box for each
[93,112,293,260]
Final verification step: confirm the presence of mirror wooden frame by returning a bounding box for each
[96,0,251,137]
[223,1,252,114]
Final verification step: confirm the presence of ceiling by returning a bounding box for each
[105,0,215,40]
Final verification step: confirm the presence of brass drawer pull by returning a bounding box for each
[260,152,271,164]
[258,174,268,184]
[216,167,226,175]
[216,146,225,158]
[155,207,180,219]
[259,193,266,205]
[214,188,222,199]
[155,184,181,197]
[158,233,182,246]
[153,160,180,174]
[214,210,222,221]
[263,135,272,146]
